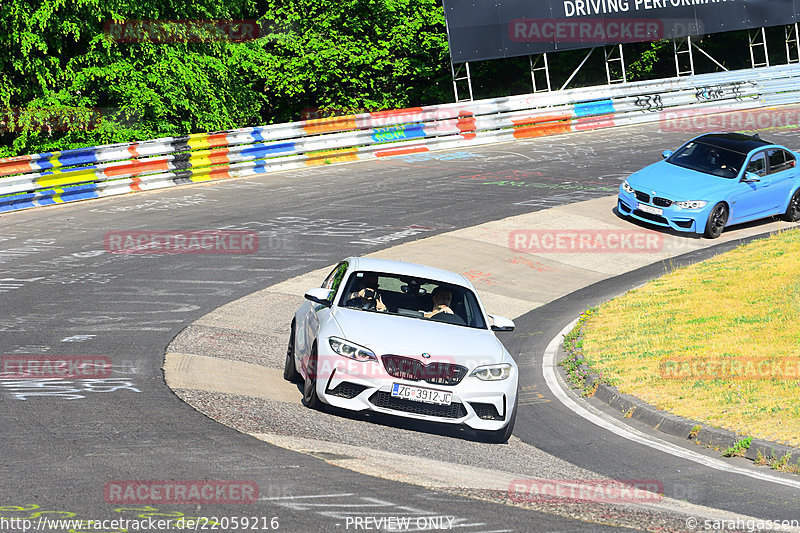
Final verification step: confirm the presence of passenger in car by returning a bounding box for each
[423,287,454,318]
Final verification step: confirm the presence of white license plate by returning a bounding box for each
[391,383,452,405]
[637,203,663,216]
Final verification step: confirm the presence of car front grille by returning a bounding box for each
[635,191,672,208]
[633,210,669,224]
[470,402,504,421]
[653,197,672,207]
[382,355,468,386]
[369,391,467,418]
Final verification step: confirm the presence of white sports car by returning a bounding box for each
[284,257,519,443]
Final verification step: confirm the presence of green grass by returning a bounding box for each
[579,229,800,447]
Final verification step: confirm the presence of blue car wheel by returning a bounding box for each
[703,202,728,239]
[785,189,800,223]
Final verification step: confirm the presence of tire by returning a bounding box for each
[283,322,302,383]
[703,202,728,239]
[784,188,800,222]
[476,397,517,444]
[302,344,323,410]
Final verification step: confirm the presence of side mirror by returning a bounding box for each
[741,172,761,183]
[489,314,515,332]
[304,287,333,306]
[662,150,673,159]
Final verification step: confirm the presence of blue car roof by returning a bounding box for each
[694,133,771,154]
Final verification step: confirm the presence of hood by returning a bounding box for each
[627,161,733,200]
[329,308,506,366]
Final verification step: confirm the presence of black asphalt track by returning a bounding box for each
[2,121,799,531]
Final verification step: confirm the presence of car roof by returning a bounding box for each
[345,257,470,287]
[694,133,772,154]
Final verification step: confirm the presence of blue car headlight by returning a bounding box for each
[621,180,634,194]
[329,337,377,362]
[675,201,708,209]
[471,363,513,381]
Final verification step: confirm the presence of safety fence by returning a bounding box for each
[2,63,800,213]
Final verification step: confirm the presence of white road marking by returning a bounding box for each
[543,319,800,491]
[259,492,355,501]
[61,334,96,342]
[263,493,497,531]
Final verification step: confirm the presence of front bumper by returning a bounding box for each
[315,356,518,431]
[617,189,708,234]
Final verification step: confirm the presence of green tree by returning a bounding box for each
[256,0,450,120]
[0,0,450,158]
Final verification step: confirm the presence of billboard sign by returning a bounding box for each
[442,0,800,63]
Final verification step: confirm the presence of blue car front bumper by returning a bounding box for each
[617,189,710,234]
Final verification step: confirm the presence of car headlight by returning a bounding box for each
[328,337,377,362]
[621,180,634,194]
[675,200,708,209]
[471,363,513,381]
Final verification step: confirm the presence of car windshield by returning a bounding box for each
[337,271,487,329]
[666,141,746,179]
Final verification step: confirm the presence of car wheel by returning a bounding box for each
[784,189,800,222]
[476,397,517,444]
[703,202,728,239]
[283,322,302,383]
[302,343,323,410]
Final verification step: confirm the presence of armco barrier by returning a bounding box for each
[2,64,800,213]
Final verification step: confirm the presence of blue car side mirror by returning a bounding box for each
[741,172,761,183]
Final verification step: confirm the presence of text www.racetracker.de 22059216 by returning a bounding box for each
[0,515,280,532]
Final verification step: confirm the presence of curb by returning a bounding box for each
[559,342,800,470]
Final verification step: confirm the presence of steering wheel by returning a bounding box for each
[429,311,466,325]
[344,297,375,310]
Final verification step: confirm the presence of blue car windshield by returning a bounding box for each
[666,141,746,179]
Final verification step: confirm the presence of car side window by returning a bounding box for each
[767,149,786,174]
[767,149,796,173]
[785,151,797,170]
[746,153,767,177]
[321,262,348,295]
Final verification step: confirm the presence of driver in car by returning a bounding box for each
[424,286,454,318]
[346,273,387,312]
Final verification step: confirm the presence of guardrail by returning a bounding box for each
[2,63,800,213]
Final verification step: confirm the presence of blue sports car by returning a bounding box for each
[617,133,800,238]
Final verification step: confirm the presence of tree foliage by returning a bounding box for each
[0,0,450,157]
[0,0,752,159]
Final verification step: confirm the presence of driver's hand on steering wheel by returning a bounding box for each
[355,288,386,312]
[424,304,453,318]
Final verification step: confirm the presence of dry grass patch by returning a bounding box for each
[580,229,800,447]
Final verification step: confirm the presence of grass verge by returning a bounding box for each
[574,228,800,447]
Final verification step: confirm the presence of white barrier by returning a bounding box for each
[2,64,800,212]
